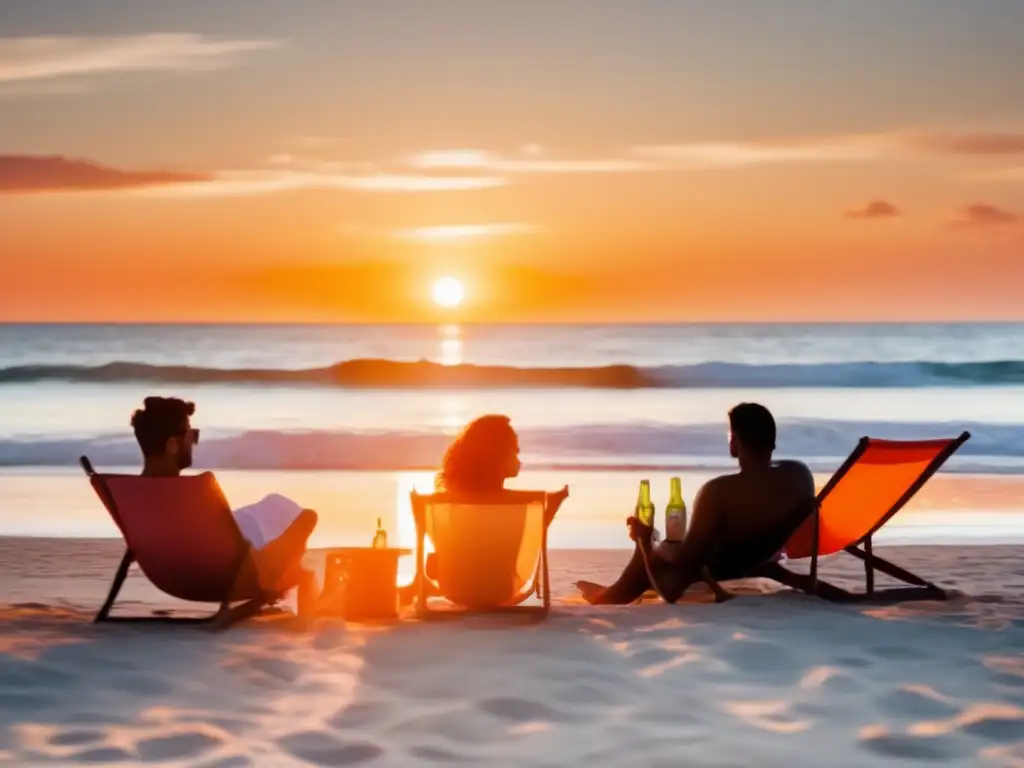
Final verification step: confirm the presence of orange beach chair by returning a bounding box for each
[81,456,303,628]
[768,431,972,601]
[410,487,568,619]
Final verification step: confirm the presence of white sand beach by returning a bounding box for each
[1,538,1023,766]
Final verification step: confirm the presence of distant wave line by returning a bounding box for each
[3,358,1024,388]
[0,419,1020,472]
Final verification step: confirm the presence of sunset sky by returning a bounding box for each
[2,0,1024,322]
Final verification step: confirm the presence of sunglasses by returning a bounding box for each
[186,428,200,445]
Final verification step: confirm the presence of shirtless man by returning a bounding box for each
[577,402,819,604]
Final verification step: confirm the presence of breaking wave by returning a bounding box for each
[2,358,1024,389]
[1,419,1019,473]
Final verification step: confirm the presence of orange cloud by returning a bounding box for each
[910,132,1024,155]
[142,171,505,196]
[845,200,901,220]
[409,148,653,173]
[407,135,884,175]
[0,154,504,196]
[406,130,1024,178]
[950,203,1019,228]
[0,154,209,192]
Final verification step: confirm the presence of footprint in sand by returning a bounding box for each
[47,730,105,747]
[866,644,929,662]
[109,674,175,697]
[68,746,135,763]
[4,664,76,687]
[859,729,967,762]
[798,666,863,695]
[875,687,960,720]
[960,714,1024,742]
[407,745,473,763]
[277,729,384,766]
[191,758,252,768]
[0,691,55,713]
[393,712,495,746]
[247,657,303,684]
[329,701,393,731]
[715,638,797,683]
[136,732,225,762]
[477,696,574,724]
[555,682,620,707]
[834,655,873,669]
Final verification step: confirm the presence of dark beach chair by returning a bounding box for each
[81,456,303,629]
[410,487,568,619]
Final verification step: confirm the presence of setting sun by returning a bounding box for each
[432,277,465,308]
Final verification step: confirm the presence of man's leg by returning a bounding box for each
[577,544,657,605]
[251,508,318,591]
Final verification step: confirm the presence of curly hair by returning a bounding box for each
[436,414,518,493]
[131,396,195,458]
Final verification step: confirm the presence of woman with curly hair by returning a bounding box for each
[434,413,522,493]
[399,414,538,605]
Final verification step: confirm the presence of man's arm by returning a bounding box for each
[641,481,725,604]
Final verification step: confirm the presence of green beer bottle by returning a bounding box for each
[635,479,655,527]
[665,476,687,541]
[372,517,388,548]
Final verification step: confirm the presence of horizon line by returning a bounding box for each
[2,319,1023,327]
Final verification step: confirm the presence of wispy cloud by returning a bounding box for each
[407,130,1024,178]
[909,132,1024,156]
[409,148,653,174]
[0,154,505,197]
[0,154,209,192]
[144,171,505,197]
[845,200,901,220]
[631,135,886,168]
[408,135,887,176]
[394,222,541,242]
[0,34,280,85]
[950,203,1019,228]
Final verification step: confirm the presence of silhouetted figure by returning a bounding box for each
[577,403,817,604]
[400,414,566,604]
[132,396,318,599]
[434,414,523,493]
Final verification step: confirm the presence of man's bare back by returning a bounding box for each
[658,459,815,565]
[578,403,818,605]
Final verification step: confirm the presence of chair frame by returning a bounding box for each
[81,456,284,629]
[410,490,556,620]
[773,431,971,602]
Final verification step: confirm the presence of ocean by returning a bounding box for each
[1,322,1023,549]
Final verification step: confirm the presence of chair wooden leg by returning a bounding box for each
[210,597,267,631]
[208,546,272,631]
[863,535,875,596]
[95,549,134,622]
[845,547,944,598]
[754,562,858,602]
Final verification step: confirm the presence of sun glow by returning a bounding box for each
[432,277,465,308]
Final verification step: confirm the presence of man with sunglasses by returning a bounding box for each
[132,396,318,606]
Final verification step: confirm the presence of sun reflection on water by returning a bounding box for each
[394,470,437,586]
[439,324,462,366]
